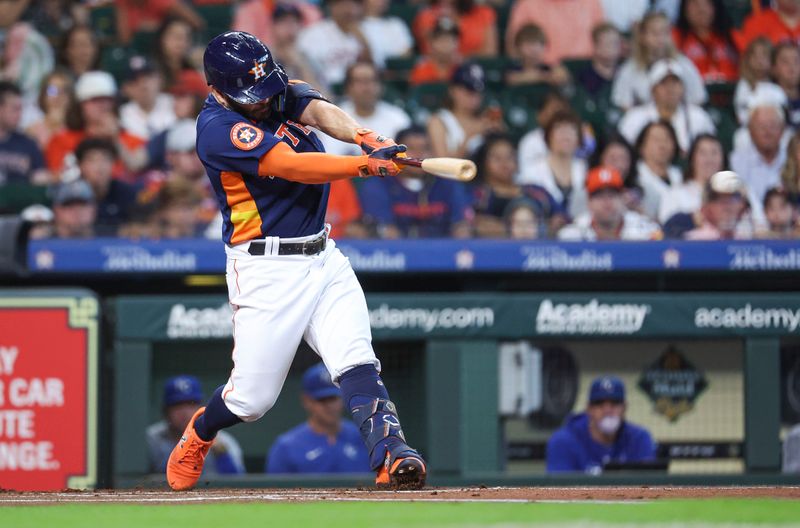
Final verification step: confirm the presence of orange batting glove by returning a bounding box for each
[354,128,397,154]
[359,144,407,177]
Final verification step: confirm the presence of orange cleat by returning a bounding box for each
[375,451,427,490]
[166,407,213,491]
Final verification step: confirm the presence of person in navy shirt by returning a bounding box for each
[358,126,472,238]
[266,363,370,474]
[546,375,656,474]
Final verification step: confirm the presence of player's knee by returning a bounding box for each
[234,392,279,422]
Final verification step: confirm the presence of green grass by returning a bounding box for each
[3,499,800,528]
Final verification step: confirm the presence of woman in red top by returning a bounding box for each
[673,0,738,82]
[413,0,497,57]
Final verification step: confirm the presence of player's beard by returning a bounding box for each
[228,97,273,122]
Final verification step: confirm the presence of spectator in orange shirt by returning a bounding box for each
[45,71,146,182]
[739,0,800,51]
[116,0,205,46]
[410,17,462,86]
[505,24,570,87]
[505,0,604,63]
[413,0,498,57]
[673,0,738,83]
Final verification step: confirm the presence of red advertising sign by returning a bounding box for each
[0,294,98,491]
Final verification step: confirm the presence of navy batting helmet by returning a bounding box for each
[203,31,288,106]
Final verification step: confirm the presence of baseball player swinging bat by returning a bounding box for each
[394,156,477,182]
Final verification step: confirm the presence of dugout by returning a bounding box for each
[110,293,800,488]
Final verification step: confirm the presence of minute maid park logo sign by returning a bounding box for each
[535,299,651,335]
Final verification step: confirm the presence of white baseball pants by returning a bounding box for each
[220,232,379,422]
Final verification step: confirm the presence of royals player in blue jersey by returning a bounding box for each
[166,31,426,490]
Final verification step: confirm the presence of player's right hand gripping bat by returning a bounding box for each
[394,157,477,182]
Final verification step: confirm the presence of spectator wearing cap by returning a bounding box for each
[730,103,788,204]
[361,0,414,67]
[45,71,146,181]
[574,23,623,98]
[546,375,656,474]
[75,138,139,236]
[413,0,497,58]
[409,17,463,86]
[681,170,754,240]
[611,12,706,110]
[120,56,177,141]
[51,179,96,239]
[20,204,54,239]
[296,0,371,90]
[506,0,602,64]
[658,134,726,223]
[428,62,504,159]
[673,0,739,83]
[146,375,245,475]
[518,111,589,218]
[505,24,569,88]
[265,363,370,474]
[758,187,800,238]
[232,0,322,48]
[358,126,472,239]
[617,59,715,154]
[115,0,205,47]
[738,0,800,51]
[472,133,562,238]
[268,4,323,90]
[0,81,49,187]
[557,166,661,241]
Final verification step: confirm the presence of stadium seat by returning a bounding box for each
[722,0,753,28]
[384,56,418,93]
[0,184,48,215]
[130,30,158,56]
[473,56,511,92]
[501,84,554,138]
[562,59,592,80]
[408,82,449,125]
[705,106,737,153]
[89,4,117,43]
[386,3,418,33]
[571,86,622,137]
[100,46,135,84]
[706,82,737,112]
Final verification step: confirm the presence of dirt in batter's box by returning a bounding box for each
[0,487,798,505]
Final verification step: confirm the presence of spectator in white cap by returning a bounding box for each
[611,11,706,110]
[617,59,715,154]
[45,71,147,182]
[684,170,753,240]
[20,204,54,240]
[730,102,788,203]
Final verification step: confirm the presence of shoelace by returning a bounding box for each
[178,439,209,469]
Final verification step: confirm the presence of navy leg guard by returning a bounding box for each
[339,365,421,470]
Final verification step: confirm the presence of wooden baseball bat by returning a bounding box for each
[394,157,477,182]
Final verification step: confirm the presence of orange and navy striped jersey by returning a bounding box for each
[196,81,328,244]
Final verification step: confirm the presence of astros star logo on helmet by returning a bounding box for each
[230,122,264,150]
[250,60,268,81]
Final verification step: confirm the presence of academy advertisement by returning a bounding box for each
[116,293,800,341]
[0,291,98,491]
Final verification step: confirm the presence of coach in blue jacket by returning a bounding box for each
[546,375,656,474]
[266,363,371,474]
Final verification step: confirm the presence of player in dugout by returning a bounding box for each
[546,375,657,474]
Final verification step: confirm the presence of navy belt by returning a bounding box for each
[247,232,327,256]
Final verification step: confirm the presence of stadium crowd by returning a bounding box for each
[2,0,800,241]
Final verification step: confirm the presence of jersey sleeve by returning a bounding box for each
[280,80,328,123]
[198,115,282,177]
